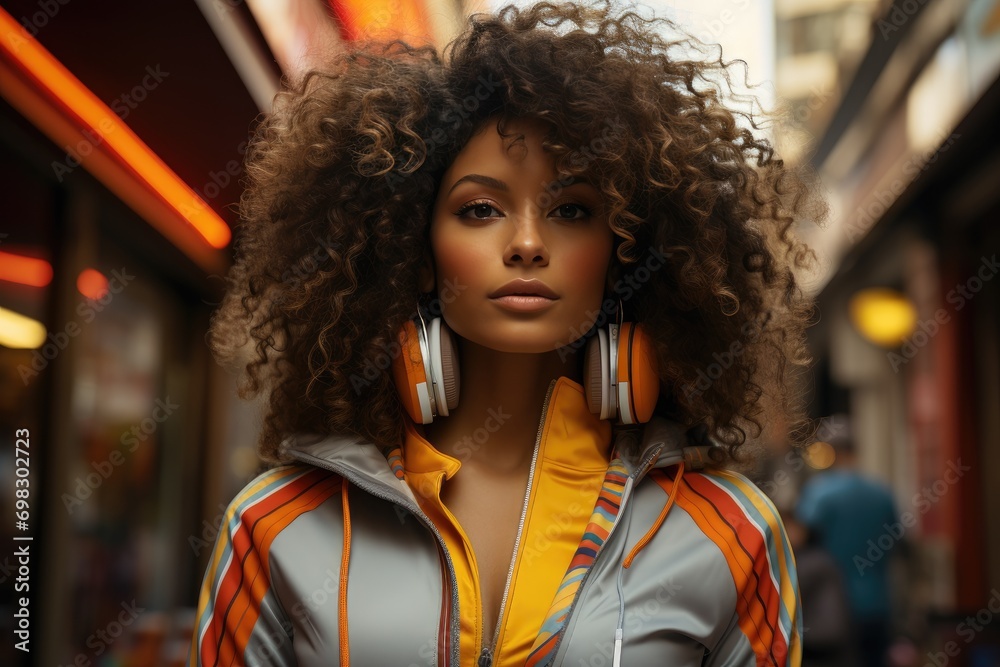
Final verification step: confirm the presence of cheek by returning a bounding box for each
[563,234,614,295]
[431,228,488,288]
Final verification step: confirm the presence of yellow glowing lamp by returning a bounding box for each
[0,306,46,349]
[848,288,917,347]
[805,440,836,470]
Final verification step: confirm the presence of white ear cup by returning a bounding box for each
[607,323,620,420]
[415,384,434,423]
[583,321,660,425]
[394,315,462,424]
[585,327,618,421]
[427,318,449,418]
[597,328,611,420]
[617,379,633,424]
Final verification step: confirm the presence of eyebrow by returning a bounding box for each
[448,174,507,195]
[447,173,590,195]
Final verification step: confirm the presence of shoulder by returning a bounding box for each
[191,465,339,666]
[229,463,343,508]
[644,466,797,590]
[639,466,802,664]
[650,466,786,541]
[675,467,793,568]
[674,468,802,665]
[219,463,345,545]
[695,469,788,554]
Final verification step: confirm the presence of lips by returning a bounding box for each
[489,279,559,299]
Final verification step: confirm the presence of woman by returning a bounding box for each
[189,1,824,665]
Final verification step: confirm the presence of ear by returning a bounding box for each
[419,248,435,292]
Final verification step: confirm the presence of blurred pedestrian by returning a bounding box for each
[797,414,899,667]
[781,508,857,666]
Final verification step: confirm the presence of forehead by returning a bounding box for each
[443,115,596,187]
[452,116,551,164]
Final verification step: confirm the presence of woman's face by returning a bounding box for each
[427,116,614,354]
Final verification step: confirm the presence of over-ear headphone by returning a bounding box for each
[582,320,660,425]
[391,310,659,425]
[391,316,460,424]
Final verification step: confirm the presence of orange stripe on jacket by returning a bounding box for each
[223,472,343,665]
[650,470,783,665]
[712,468,801,665]
[195,466,304,666]
[209,469,342,666]
[686,475,782,660]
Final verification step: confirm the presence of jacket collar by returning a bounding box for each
[631,416,727,473]
[280,377,723,499]
[401,376,613,480]
[281,430,418,505]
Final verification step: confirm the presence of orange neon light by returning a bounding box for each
[332,0,434,45]
[76,268,109,300]
[0,9,231,249]
[0,250,52,287]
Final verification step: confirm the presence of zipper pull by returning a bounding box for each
[478,645,493,667]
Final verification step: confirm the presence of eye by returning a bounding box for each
[553,203,592,220]
[454,199,501,220]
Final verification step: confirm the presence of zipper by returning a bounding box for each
[477,378,555,667]
[436,540,453,665]
[286,449,461,667]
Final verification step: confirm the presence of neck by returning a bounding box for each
[423,339,581,475]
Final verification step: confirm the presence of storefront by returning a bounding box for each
[0,2,267,663]
[803,0,1000,658]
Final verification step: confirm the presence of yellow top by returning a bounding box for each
[401,376,613,665]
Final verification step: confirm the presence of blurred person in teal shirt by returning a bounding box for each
[797,415,900,667]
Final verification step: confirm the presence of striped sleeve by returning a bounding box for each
[676,469,803,667]
[188,464,344,666]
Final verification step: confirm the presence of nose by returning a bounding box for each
[503,214,549,266]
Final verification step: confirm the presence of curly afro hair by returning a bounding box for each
[209,0,827,464]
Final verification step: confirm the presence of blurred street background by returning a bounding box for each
[0,0,998,665]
